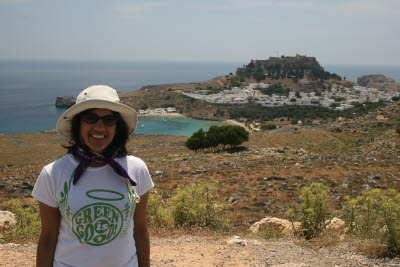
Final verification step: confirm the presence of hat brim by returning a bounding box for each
[56,99,138,139]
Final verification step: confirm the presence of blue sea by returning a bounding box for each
[0,60,399,135]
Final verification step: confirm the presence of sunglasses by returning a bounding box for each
[81,113,119,126]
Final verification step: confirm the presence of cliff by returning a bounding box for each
[55,96,76,108]
[357,74,400,92]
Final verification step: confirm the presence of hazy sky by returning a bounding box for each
[0,0,399,65]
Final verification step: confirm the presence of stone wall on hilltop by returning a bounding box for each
[236,54,330,81]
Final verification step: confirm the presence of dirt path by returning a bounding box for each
[1,236,400,267]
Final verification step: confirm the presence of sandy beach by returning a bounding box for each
[138,113,185,118]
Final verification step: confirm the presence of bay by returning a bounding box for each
[0,60,239,134]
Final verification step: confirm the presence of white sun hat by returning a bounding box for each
[56,85,138,139]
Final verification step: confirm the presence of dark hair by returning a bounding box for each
[64,109,129,157]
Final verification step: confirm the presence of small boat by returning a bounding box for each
[141,124,144,128]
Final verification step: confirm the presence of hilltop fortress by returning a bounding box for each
[236,54,336,81]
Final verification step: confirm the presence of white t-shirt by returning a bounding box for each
[32,154,154,267]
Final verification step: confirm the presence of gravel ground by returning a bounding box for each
[1,236,400,267]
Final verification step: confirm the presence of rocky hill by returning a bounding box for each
[357,74,400,92]
[236,54,341,82]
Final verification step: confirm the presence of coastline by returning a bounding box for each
[224,119,251,131]
[138,113,184,118]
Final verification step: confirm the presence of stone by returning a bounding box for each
[325,217,347,236]
[272,264,308,267]
[226,236,247,246]
[249,217,300,236]
[0,210,17,232]
[154,171,163,176]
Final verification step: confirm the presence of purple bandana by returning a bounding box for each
[68,148,137,186]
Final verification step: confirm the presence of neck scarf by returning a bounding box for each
[68,148,137,186]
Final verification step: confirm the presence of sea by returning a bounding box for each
[0,60,399,136]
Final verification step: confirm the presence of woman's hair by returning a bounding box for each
[64,109,129,157]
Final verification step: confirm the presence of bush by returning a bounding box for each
[287,183,332,239]
[261,123,277,131]
[1,199,41,243]
[343,189,400,255]
[171,183,228,229]
[147,193,173,227]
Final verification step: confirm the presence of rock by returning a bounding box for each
[249,217,300,236]
[226,236,247,246]
[55,96,76,108]
[325,217,347,237]
[0,210,17,232]
[329,126,342,133]
[376,115,387,121]
[154,171,163,176]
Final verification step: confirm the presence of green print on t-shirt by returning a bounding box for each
[59,169,138,246]
[72,202,123,246]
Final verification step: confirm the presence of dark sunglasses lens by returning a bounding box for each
[102,115,118,126]
[82,113,99,124]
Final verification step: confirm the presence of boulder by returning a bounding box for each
[249,217,300,236]
[0,210,17,232]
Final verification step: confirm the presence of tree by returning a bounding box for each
[186,125,249,152]
[185,129,206,152]
[253,71,266,82]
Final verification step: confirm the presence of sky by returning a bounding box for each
[0,0,399,65]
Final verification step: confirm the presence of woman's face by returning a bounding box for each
[80,108,117,154]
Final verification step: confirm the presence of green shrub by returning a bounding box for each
[287,183,332,239]
[147,193,173,227]
[1,199,41,243]
[261,123,277,131]
[170,183,228,229]
[343,189,400,255]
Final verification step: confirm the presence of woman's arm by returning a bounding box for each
[134,192,150,267]
[36,201,60,267]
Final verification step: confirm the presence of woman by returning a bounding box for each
[32,85,154,267]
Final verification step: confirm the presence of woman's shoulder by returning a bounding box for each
[41,154,77,173]
[123,155,147,165]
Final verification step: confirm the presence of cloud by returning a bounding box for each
[208,0,400,16]
[0,0,30,4]
[115,2,166,19]
[340,0,400,17]
[208,0,318,10]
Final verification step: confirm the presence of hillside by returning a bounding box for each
[1,102,400,266]
[358,74,400,92]
[1,103,399,228]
